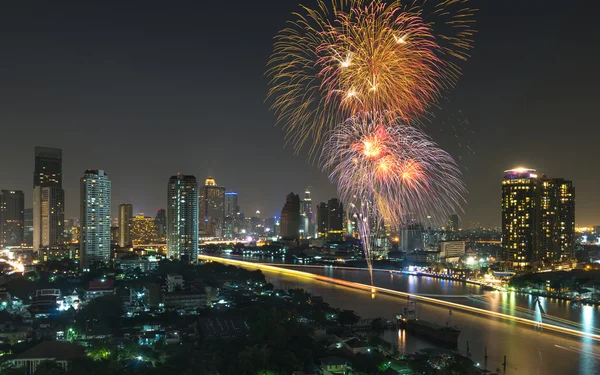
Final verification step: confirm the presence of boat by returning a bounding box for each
[396,300,460,347]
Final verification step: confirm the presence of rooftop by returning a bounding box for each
[16,341,85,360]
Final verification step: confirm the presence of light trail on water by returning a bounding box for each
[200,254,600,343]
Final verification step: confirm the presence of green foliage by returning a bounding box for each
[337,309,360,326]
[77,295,124,334]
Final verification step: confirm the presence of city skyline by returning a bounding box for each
[0,1,599,227]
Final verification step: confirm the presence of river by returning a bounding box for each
[211,255,600,375]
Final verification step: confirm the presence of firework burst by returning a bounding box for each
[321,112,466,236]
[267,0,476,154]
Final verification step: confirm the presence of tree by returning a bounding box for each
[78,295,124,334]
[337,309,360,326]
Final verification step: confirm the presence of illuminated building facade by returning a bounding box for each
[198,177,225,237]
[300,187,314,238]
[80,170,112,269]
[502,168,540,267]
[131,215,158,245]
[33,147,64,250]
[167,174,198,263]
[118,203,133,248]
[540,178,575,262]
[280,192,300,239]
[0,190,25,247]
[502,168,575,267]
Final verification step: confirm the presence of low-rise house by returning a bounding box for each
[320,356,349,375]
[9,341,85,373]
[343,337,370,355]
[84,280,115,300]
[197,317,245,338]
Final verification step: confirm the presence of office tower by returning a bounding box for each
[118,203,133,247]
[540,178,575,262]
[0,190,25,247]
[154,208,167,241]
[80,170,112,269]
[24,208,33,246]
[280,193,300,239]
[300,187,314,238]
[448,214,459,232]
[167,174,198,263]
[224,191,239,218]
[198,177,225,237]
[317,202,329,238]
[400,223,425,251]
[502,168,540,267]
[502,168,575,267]
[223,193,238,239]
[131,215,158,245]
[327,198,344,240]
[110,225,119,245]
[33,146,65,250]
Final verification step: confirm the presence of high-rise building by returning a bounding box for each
[300,187,314,238]
[316,202,328,238]
[167,174,198,263]
[118,203,133,248]
[154,208,167,241]
[131,215,158,245]
[24,208,33,246]
[401,223,425,251]
[540,178,575,262]
[33,146,65,250]
[0,190,25,247]
[80,170,111,269]
[502,168,540,267]
[327,198,344,240]
[447,214,459,232]
[502,168,575,267]
[224,191,239,218]
[280,193,300,239]
[198,177,225,237]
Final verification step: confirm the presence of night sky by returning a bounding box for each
[0,0,598,227]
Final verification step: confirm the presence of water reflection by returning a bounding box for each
[242,261,600,375]
[579,305,597,374]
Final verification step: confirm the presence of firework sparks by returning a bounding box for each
[267,0,476,153]
[321,113,466,265]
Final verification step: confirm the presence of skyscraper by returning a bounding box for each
[447,214,459,232]
[24,208,33,246]
[327,198,344,240]
[401,223,425,251]
[198,177,225,237]
[317,202,328,238]
[300,187,314,238]
[502,168,575,267]
[167,174,198,263]
[224,191,239,218]
[154,208,167,241]
[33,146,65,250]
[502,168,540,267]
[118,203,133,247]
[80,170,111,269]
[131,215,158,245]
[280,193,300,239]
[540,178,575,262]
[0,190,25,247]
